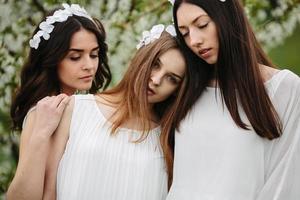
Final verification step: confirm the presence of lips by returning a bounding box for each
[79,75,93,81]
[198,48,212,59]
[147,87,156,95]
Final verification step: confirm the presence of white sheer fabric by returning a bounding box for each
[167,70,300,200]
[57,94,168,200]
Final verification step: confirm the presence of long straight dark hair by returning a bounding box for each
[11,10,111,130]
[161,0,282,186]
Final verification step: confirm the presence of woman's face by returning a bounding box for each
[177,3,219,64]
[147,48,186,104]
[58,28,99,95]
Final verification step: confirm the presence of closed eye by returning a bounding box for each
[90,54,99,59]
[198,23,208,29]
[70,56,80,61]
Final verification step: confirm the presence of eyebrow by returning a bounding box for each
[68,46,99,52]
[178,14,208,29]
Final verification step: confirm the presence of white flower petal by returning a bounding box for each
[142,31,150,38]
[35,30,44,37]
[42,32,50,40]
[39,22,54,33]
[166,25,176,36]
[70,4,81,12]
[29,38,40,49]
[144,37,151,45]
[168,0,175,5]
[151,24,164,35]
[46,16,56,24]
[150,24,164,41]
[62,3,70,10]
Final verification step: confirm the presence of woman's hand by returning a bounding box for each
[32,94,70,139]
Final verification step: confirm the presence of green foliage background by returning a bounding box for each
[0,0,300,199]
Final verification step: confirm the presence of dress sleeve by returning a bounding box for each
[257,71,300,200]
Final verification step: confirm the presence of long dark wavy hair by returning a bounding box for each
[160,0,282,186]
[11,9,111,130]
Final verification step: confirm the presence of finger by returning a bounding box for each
[50,94,68,108]
[56,96,70,114]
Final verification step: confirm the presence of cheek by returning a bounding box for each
[184,37,192,48]
[58,63,78,79]
[164,85,178,97]
[211,27,219,46]
[57,65,68,80]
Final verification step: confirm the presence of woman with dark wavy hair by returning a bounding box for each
[10,4,111,131]
[8,3,111,200]
[161,0,300,199]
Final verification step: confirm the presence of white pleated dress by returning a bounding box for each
[56,95,168,200]
[167,70,300,200]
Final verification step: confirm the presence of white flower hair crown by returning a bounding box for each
[136,24,177,49]
[29,3,93,49]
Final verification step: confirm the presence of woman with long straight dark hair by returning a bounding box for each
[161,0,300,199]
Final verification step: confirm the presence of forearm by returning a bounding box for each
[7,135,51,200]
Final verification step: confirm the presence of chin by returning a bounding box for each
[205,57,217,65]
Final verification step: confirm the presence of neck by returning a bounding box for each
[147,103,159,123]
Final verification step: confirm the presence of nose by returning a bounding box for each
[150,71,163,86]
[82,55,95,70]
[189,28,203,47]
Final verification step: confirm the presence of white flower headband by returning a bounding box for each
[136,24,177,49]
[168,0,225,5]
[29,3,93,49]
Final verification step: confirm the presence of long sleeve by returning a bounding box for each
[257,70,300,200]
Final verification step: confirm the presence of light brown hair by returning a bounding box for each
[102,32,187,144]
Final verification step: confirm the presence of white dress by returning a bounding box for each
[167,70,300,200]
[56,95,168,200]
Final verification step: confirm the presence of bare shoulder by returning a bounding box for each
[18,109,37,158]
[94,93,119,107]
[259,64,281,83]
